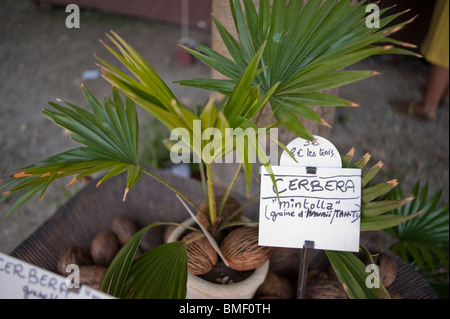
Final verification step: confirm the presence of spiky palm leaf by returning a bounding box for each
[341,148,420,230]
[1,86,142,216]
[99,222,188,299]
[385,182,449,271]
[177,0,418,140]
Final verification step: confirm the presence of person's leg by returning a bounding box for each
[443,84,449,105]
[417,64,450,116]
[391,64,449,121]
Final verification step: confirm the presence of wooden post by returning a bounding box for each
[297,241,315,299]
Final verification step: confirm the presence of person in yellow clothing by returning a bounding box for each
[393,0,449,121]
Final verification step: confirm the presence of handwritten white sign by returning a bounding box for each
[0,252,114,299]
[258,136,362,252]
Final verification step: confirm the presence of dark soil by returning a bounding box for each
[199,260,253,285]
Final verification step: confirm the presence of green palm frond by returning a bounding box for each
[385,182,449,270]
[100,222,188,299]
[176,0,418,140]
[326,250,389,299]
[1,86,142,216]
[341,148,419,231]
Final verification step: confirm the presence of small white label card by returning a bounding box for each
[258,136,362,252]
[0,252,115,299]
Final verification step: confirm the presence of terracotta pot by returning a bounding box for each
[166,218,269,299]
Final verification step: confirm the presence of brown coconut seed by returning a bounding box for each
[111,217,139,246]
[182,232,218,275]
[57,246,90,275]
[305,280,348,299]
[378,253,397,288]
[255,271,294,299]
[90,231,119,267]
[269,247,300,276]
[79,265,107,287]
[220,227,273,272]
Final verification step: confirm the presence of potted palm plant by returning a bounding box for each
[1,0,423,299]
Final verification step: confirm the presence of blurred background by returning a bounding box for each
[0,0,448,258]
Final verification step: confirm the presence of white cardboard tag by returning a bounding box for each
[0,252,115,299]
[258,136,361,252]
